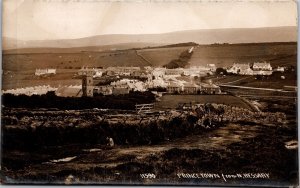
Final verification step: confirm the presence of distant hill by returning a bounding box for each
[3,26,297,50]
[3,42,166,54]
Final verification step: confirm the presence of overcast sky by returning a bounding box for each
[3,0,298,41]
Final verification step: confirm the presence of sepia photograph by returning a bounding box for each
[0,0,298,187]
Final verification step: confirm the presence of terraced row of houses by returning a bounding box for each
[227,61,279,75]
[166,82,221,95]
[78,65,216,79]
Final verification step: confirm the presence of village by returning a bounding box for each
[3,60,289,97]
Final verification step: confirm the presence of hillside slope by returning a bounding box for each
[3,26,297,50]
[3,43,296,72]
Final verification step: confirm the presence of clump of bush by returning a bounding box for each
[2,91,155,110]
[163,49,194,69]
[2,114,213,151]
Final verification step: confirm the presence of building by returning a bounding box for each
[4,85,57,96]
[94,85,130,95]
[252,61,272,71]
[93,70,103,78]
[252,61,272,75]
[55,85,82,97]
[130,70,148,78]
[106,66,141,76]
[182,83,201,94]
[227,62,273,76]
[152,68,166,79]
[165,68,184,76]
[206,64,216,72]
[148,77,168,88]
[144,66,153,72]
[112,86,130,95]
[166,82,202,94]
[201,83,221,94]
[78,67,103,77]
[82,71,94,97]
[111,79,146,92]
[183,66,201,77]
[35,69,56,76]
[227,63,253,75]
[273,66,285,72]
[106,70,115,76]
[166,82,182,94]
[93,86,113,95]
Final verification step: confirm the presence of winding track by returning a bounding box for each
[135,50,152,66]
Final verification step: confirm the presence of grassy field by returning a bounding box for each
[137,46,190,66]
[210,70,297,89]
[189,43,297,68]
[3,50,147,71]
[155,94,253,110]
[3,43,296,71]
[2,69,81,90]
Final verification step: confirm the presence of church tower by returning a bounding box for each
[82,71,94,97]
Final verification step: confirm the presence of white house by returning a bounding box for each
[227,63,253,75]
[206,64,216,72]
[106,66,140,76]
[152,68,166,78]
[93,70,103,78]
[252,61,272,75]
[252,61,272,71]
[35,69,56,76]
[183,66,200,77]
[78,67,103,77]
[165,68,184,76]
[273,66,285,72]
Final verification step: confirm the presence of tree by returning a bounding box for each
[216,67,227,75]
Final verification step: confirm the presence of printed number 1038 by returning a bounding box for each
[140,173,156,178]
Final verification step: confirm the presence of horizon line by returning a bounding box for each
[3,25,296,42]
